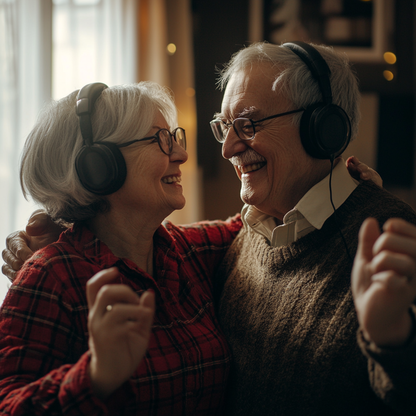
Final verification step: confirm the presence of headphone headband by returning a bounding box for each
[76,82,108,146]
[282,41,332,105]
[281,41,351,159]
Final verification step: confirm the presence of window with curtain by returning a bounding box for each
[0,0,137,303]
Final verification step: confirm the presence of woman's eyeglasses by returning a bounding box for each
[117,127,186,155]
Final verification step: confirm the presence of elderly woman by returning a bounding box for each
[0,82,241,414]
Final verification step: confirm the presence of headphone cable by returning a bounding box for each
[329,156,353,263]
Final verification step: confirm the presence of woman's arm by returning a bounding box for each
[0,260,101,414]
[0,259,154,414]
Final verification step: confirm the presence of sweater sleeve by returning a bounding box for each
[357,305,416,416]
[0,252,107,415]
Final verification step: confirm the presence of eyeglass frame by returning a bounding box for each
[210,108,305,143]
[116,127,186,155]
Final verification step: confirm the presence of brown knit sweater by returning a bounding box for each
[216,181,416,416]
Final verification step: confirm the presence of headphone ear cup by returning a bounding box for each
[75,142,127,195]
[300,103,351,159]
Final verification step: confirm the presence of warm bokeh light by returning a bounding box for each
[383,52,397,64]
[383,70,394,81]
[185,87,195,97]
[167,43,177,55]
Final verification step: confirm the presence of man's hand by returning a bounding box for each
[352,218,416,347]
[2,210,66,282]
[346,156,383,187]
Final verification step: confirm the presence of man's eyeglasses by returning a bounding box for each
[117,127,186,155]
[210,108,304,143]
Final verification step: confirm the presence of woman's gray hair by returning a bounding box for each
[218,41,361,141]
[20,81,178,223]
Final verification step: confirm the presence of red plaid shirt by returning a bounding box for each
[0,215,242,415]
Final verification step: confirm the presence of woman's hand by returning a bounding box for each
[2,210,65,281]
[352,218,416,347]
[86,268,155,401]
[346,156,383,187]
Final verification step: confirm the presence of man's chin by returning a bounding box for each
[240,190,257,206]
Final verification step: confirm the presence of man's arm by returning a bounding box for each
[352,218,416,414]
[2,210,66,281]
[352,218,416,347]
[2,158,382,281]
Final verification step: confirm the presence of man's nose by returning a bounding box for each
[222,127,249,159]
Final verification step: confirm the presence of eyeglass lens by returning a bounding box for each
[211,118,254,143]
[158,129,173,154]
[158,128,187,155]
[234,118,254,140]
[174,128,186,151]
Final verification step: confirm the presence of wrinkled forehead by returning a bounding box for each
[221,64,282,119]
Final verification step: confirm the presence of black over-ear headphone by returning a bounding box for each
[75,82,127,195]
[282,41,351,160]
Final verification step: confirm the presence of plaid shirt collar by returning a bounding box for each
[62,222,181,271]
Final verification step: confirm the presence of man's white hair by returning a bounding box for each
[218,41,361,141]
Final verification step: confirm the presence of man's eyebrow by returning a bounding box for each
[237,106,260,118]
[213,106,260,121]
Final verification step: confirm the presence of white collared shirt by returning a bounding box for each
[241,159,359,247]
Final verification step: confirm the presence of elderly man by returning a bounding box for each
[3,42,416,415]
[209,41,416,415]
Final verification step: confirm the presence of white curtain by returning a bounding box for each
[53,0,137,99]
[0,0,137,303]
[0,0,51,260]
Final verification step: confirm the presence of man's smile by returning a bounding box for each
[239,161,267,174]
[230,149,267,177]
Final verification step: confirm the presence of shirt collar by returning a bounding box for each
[241,159,359,242]
[63,221,178,270]
[295,158,359,230]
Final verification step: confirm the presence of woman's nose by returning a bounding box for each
[170,141,188,164]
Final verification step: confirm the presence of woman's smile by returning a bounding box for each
[161,174,182,184]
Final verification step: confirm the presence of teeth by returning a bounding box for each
[240,162,266,174]
[162,175,181,184]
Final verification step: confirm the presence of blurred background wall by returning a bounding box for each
[194,0,416,220]
[0,0,415,302]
